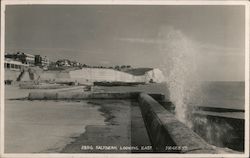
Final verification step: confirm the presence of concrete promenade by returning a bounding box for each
[5,84,240,153]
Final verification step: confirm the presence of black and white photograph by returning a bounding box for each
[0,0,249,157]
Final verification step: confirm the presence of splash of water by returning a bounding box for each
[158,26,202,127]
[192,115,235,149]
[157,27,239,150]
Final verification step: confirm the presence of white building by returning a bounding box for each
[23,53,35,66]
[4,58,29,71]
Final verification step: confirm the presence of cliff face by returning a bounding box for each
[144,68,165,83]
[69,68,143,83]
[69,68,165,83]
[39,71,70,81]
[5,67,165,84]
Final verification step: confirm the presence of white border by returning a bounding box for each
[0,1,249,158]
[245,2,250,158]
[0,0,249,5]
[1,1,5,157]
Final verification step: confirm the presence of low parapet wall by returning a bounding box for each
[138,93,217,153]
[28,92,139,100]
[27,91,165,101]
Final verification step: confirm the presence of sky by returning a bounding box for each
[4,5,245,81]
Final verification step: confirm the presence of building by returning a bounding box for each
[4,58,29,71]
[24,53,35,65]
[5,52,35,66]
[35,55,50,67]
[5,52,51,67]
[34,55,42,66]
[42,56,50,66]
[56,59,71,67]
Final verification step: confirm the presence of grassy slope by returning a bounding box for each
[124,68,153,76]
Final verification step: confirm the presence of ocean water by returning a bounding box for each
[190,81,245,110]
[186,81,245,151]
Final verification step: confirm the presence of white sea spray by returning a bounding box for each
[158,26,202,127]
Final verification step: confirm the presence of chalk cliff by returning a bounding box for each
[69,68,165,83]
[7,67,165,84]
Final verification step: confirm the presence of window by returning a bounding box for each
[7,63,10,68]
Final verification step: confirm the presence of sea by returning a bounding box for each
[192,81,245,110]
[186,81,245,151]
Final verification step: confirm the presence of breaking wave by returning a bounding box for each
[157,27,242,151]
[158,26,202,127]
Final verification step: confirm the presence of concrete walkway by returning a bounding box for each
[61,100,152,153]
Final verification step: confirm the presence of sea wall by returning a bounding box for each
[28,92,139,100]
[138,93,216,153]
[27,91,165,101]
